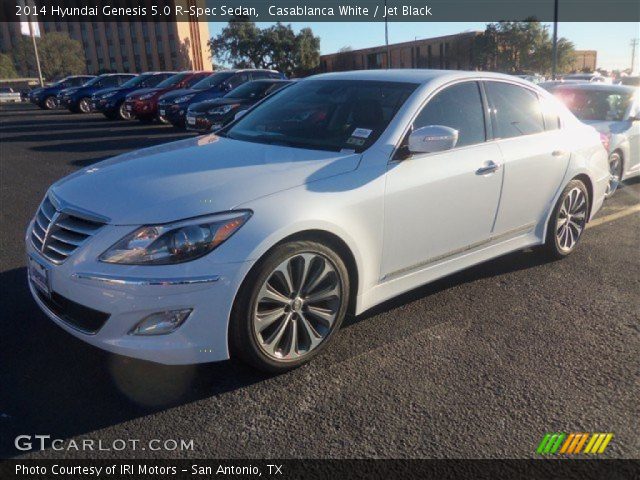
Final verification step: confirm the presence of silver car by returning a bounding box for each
[550,83,640,196]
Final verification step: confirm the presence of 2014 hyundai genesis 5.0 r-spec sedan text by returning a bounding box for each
[26,70,609,372]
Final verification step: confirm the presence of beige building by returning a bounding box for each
[0,13,209,75]
[320,32,483,72]
[570,50,597,72]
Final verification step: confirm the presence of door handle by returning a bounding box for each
[476,161,501,175]
[552,150,568,157]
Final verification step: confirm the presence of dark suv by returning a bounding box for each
[29,75,94,110]
[157,69,284,128]
[58,74,135,113]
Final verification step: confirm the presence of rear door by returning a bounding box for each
[484,81,570,236]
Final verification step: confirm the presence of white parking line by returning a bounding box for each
[587,204,640,229]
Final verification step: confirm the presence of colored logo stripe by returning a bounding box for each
[537,433,613,454]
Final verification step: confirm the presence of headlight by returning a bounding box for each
[174,94,195,104]
[139,93,155,100]
[99,211,251,265]
[207,104,238,115]
[102,91,117,99]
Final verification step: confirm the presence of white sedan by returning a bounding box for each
[26,70,609,372]
[549,83,640,196]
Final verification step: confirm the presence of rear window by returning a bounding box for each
[553,88,633,121]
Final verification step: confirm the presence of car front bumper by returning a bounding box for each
[25,223,251,365]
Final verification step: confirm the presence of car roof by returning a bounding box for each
[307,69,534,86]
[551,83,636,94]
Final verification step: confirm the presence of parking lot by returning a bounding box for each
[0,103,638,459]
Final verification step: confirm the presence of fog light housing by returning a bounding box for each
[129,309,192,336]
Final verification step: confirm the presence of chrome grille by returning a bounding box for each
[31,196,105,264]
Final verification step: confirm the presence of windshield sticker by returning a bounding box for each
[351,128,373,138]
[346,137,366,146]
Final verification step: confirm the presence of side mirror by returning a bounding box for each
[408,125,459,154]
[234,109,247,121]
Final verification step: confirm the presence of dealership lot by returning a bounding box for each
[0,103,638,458]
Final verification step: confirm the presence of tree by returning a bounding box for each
[12,32,86,80]
[209,19,320,77]
[473,21,575,75]
[0,53,18,79]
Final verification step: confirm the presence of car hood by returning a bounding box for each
[189,98,248,113]
[127,87,161,99]
[94,87,118,97]
[158,88,193,102]
[51,135,361,225]
[582,119,629,135]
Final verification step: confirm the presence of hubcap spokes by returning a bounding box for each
[556,187,587,251]
[253,253,341,360]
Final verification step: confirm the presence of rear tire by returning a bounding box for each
[542,179,590,259]
[229,240,350,373]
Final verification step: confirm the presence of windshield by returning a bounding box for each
[554,88,634,121]
[223,80,417,153]
[225,81,281,100]
[121,74,155,88]
[156,72,190,89]
[191,72,234,90]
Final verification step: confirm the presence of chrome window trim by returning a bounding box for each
[72,273,220,286]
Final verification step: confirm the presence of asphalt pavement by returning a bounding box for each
[0,103,638,459]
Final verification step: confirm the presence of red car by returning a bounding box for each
[124,71,212,123]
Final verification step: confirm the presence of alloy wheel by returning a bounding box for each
[556,187,588,252]
[605,152,622,197]
[45,96,57,109]
[253,252,342,360]
[119,102,132,120]
[79,98,91,113]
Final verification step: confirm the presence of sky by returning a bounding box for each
[207,22,640,71]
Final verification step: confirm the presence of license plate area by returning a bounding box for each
[159,109,166,116]
[28,255,50,297]
[187,115,196,125]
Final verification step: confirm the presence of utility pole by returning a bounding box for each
[551,0,559,80]
[385,0,390,68]
[631,38,639,74]
[28,18,43,87]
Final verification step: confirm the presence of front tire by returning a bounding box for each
[43,96,57,110]
[605,151,623,198]
[230,240,350,373]
[118,102,132,120]
[543,179,590,259]
[77,97,91,113]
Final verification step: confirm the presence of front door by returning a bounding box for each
[382,81,503,278]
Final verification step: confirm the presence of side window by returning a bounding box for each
[227,73,249,89]
[413,81,486,148]
[486,82,545,138]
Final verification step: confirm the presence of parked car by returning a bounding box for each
[0,87,22,103]
[28,75,94,110]
[92,72,175,120]
[157,69,283,128]
[58,73,136,113]
[618,76,640,87]
[514,73,545,84]
[562,73,612,84]
[124,71,212,123]
[26,70,609,372]
[550,83,639,196]
[186,79,293,133]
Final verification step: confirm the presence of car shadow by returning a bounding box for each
[0,247,552,458]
